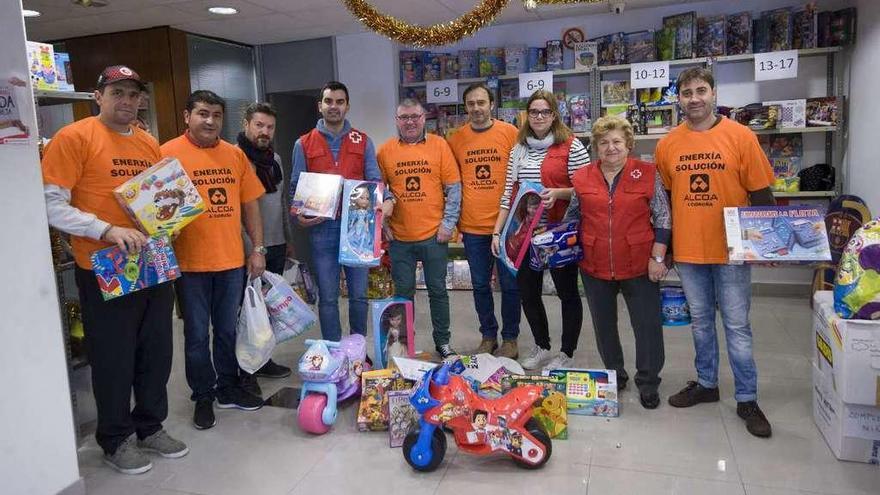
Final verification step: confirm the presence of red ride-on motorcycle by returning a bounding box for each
[402,363,552,472]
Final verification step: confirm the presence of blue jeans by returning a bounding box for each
[676,263,757,402]
[176,267,245,402]
[462,233,520,341]
[389,236,450,348]
[308,219,368,341]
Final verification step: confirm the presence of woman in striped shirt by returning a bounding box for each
[490,89,590,372]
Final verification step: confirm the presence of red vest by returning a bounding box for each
[540,137,574,223]
[300,127,367,179]
[572,157,656,280]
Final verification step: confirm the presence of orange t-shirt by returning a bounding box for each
[41,117,161,269]
[160,135,264,272]
[655,117,774,264]
[447,120,517,235]
[377,134,461,242]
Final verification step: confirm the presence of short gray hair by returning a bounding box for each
[397,98,423,113]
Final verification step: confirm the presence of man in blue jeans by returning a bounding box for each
[290,81,384,342]
[447,83,521,358]
[655,68,775,438]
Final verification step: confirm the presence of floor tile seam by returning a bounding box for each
[586,460,743,484]
[742,482,834,495]
[717,401,748,492]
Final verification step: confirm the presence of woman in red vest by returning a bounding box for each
[491,89,590,373]
[566,115,671,409]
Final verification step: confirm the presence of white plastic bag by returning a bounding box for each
[260,270,317,343]
[236,277,276,374]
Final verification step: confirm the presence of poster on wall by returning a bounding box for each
[0,12,34,146]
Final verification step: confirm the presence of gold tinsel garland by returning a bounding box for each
[341,0,510,47]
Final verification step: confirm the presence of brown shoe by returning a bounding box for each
[473,337,498,355]
[495,340,519,360]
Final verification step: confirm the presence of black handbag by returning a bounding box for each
[797,163,835,191]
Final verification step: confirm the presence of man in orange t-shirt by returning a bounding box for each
[161,90,266,430]
[41,66,187,474]
[377,98,461,359]
[447,83,520,359]
[655,68,775,439]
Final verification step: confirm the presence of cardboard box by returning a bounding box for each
[26,41,57,90]
[812,363,880,464]
[814,291,880,407]
[89,235,180,301]
[338,179,383,267]
[290,172,343,218]
[724,206,831,263]
[371,298,415,369]
[546,368,618,417]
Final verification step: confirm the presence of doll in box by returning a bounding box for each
[382,304,408,364]
[347,185,374,257]
[505,194,542,262]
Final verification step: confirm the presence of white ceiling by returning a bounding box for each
[22,0,697,46]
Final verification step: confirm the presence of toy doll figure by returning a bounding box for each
[347,185,374,258]
[381,304,407,365]
[505,193,542,261]
[309,354,324,371]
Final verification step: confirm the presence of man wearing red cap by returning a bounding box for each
[41,66,188,475]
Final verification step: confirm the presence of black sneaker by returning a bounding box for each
[193,399,216,430]
[217,388,263,411]
[668,381,720,408]
[254,359,291,379]
[240,373,262,397]
[639,391,660,409]
[737,401,772,438]
[436,344,459,360]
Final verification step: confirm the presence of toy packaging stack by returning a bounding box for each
[113,157,206,236]
[501,374,568,439]
[371,298,415,369]
[833,217,880,319]
[546,368,619,417]
[357,369,414,432]
[812,291,880,463]
[339,179,384,267]
[448,353,525,398]
[500,181,545,275]
[291,172,343,219]
[724,206,831,263]
[528,220,583,271]
[89,235,180,301]
[388,390,418,448]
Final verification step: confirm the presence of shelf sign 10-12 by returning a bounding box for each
[630,61,670,89]
[754,50,798,81]
[519,71,554,98]
[427,80,458,104]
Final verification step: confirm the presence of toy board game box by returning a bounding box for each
[458,50,479,78]
[545,40,564,71]
[53,52,74,92]
[724,206,831,263]
[388,389,418,447]
[547,368,619,417]
[505,45,527,75]
[26,41,57,90]
[357,369,395,432]
[625,30,656,63]
[339,179,384,267]
[760,132,803,178]
[529,220,583,271]
[573,42,598,70]
[113,157,206,236]
[726,12,753,55]
[479,47,505,77]
[527,47,546,72]
[371,298,415,369]
[90,235,180,301]
[291,172,343,219]
[696,16,726,57]
[662,11,696,59]
[501,374,568,439]
[399,51,425,83]
[499,181,544,275]
[806,97,840,127]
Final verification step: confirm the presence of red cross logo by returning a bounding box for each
[349,131,362,144]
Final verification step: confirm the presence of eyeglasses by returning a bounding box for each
[396,114,424,122]
[527,109,554,119]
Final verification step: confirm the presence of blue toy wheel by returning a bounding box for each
[402,428,446,472]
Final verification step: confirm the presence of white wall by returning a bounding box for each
[0,1,82,494]
[334,32,398,144]
[847,0,880,215]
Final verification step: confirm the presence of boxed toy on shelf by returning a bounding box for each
[339,179,384,267]
[399,51,425,83]
[501,374,568,439]
[662,11,696,59]
[818,7,857,48]
[479,47,505,77]
[723,205,831,263]
[504,45,527,75]
[568,94,590,133]
[601,80,634,108]
[371,298,415,369]
[527,46,547,72]
[764,99,806,129]
[90,235,180,301]
[53,52,74,92]
[545,40,564,71]
[291,172,343,219]
[113,157,206,236]
[806,97,840,127]
[792,3,818,49]
[573,41,598,70]
[458,49,479,78]
[594,33,625,66]
[547,368,619,417]
[726,11,753,55]
[696,15,726,57]
[765,7,794,52]
[761,133,803,179]
[625,30,656,63]
[655,26,676,61]
[26,41,57,90]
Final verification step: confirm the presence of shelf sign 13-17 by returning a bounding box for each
[754,50,798,81]
[426,80,458,104]
[630,61,670,89]
[519,71,554,98]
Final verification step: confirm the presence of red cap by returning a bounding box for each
[96,65,146,91]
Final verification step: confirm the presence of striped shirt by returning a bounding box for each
[500,137,590,209]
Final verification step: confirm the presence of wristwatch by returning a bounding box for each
[254,245,268,256]
[652,255,664,263]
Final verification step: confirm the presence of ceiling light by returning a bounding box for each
[208,6,238,15]
[22,9,41,17]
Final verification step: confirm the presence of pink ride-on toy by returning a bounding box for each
[297,334,369,434]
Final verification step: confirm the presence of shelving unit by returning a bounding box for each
[34,89,93,106]
[576,126,839,141]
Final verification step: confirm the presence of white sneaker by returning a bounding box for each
[542,352,574,374]
[520,347,553,370]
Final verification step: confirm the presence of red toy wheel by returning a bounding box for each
[298,393,331,434]
[513,418,552,469]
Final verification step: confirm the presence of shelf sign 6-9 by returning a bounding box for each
[426,80,458,104]
[630,61,670,89]
[519,71,554,98]
[754,50,798,81]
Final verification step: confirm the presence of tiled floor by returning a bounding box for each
[78,291,880,495]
